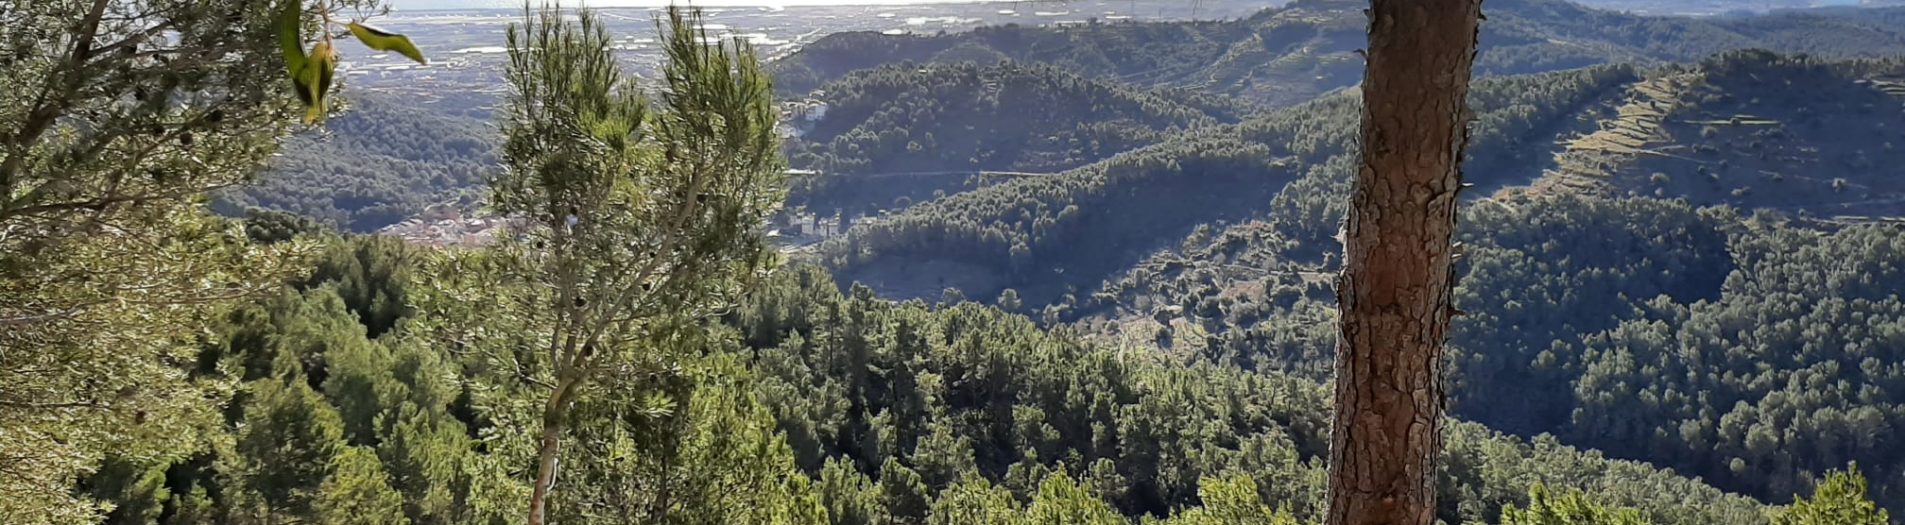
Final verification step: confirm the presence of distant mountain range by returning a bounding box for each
[254,0,1905,237]
[820,49,1905,311]
[774,0,1905,107]
[772,0,1905,244]
[220,94,498,232]
[236,1,1905,515]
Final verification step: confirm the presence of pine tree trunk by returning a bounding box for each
[527,378,579,525]
[1327,1,1482,524]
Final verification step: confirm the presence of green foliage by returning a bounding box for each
[1498,485,1649,525]
[1060,60,1637,366]
[1565,219,1905,511]
[1775,466,1890,525]
[880,458,931,523]
[925,477,1019,525]
[488,1,786,374]
[78,458,172,525]
[1027,474,1126,525]
[813,53,1905,517]
[731,266,1770,525]
[786,61,1235,212]
[347,22,427,66]
[302,235,416,338]
[277,0,427,123]
[1155,473,1301,525]
[533,350,826,524]
[316,447,412,525]
[1025,53,1905,514]
[1450,195,1735,435]
[826,65,1633,306]
[243,208,330,244]
[234,370,347,519]
[425,5,802,522]
[1068,190,1905,516]
[17,2,1905,524]
[1076,185,1905,516]
[220,92,499,232]
[821,458,889,525]
[71,235,498,525]
[148,231,834,525]
[0,0,353,518]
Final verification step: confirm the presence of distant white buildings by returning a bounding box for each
[786,97,828,120]
[377,205,515,247]
[778,98,830,137]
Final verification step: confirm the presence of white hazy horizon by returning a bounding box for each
[392,0,1016,9]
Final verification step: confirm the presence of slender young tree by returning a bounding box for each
[1327,1,1483,524]
[493,5,785,524]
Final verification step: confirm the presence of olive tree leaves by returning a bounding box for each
[277,0,427,124]
[348,22,428,64]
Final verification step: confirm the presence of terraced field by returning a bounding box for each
[1531,56,1905,218]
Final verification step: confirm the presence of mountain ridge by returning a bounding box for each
[774,0,1905,107]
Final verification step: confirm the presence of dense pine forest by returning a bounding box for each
[783,62,1241,213]
[216,94,499,232]
[5,0,1905,524]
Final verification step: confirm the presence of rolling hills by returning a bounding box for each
[820,65,1643,306]
[826,52,1905,306]
[772,0,1905,253]
[203,1,1905,518]
[1534,51,1905,218]
[215,92,499,232]
[773,0,1905,108]
[238,0,1905,234]
[785,61,1242,212]
[1049,52,1905,513]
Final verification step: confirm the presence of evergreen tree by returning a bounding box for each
[880,458,931,524]
[488,5,785,523]
[1027,474,1125,525]
[316,447,411,525]
[1774,466,1889,525]
[0,0,358,517]
[1499,485,1650,525]
[819,457,888,525]
[232,364,347,521]
[1160,473,1301,525]
[926,476,1023,525]
[1327,1,1483,523]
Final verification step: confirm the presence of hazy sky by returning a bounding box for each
[390,0,1006,9]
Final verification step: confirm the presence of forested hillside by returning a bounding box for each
[19,0,1905,523]
[80,232,1792,525]
[38,200,1898,525]
[786,62,1238,212]
[822,65,1639,305]
[729,265,1780,525]
[773,0,1905,107]
[215,93,499,232]
[1081,193,1905,515]
[1538,52,1905,217]
[765,0,1905,219]
[810,51,1905,514]
[824,53,1905,305]
[771,18,1253,101]
[233,0,1905,233]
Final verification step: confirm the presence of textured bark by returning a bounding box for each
[1327,1,1482,524]
[527,378,579,525]
[526,419,561,525]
